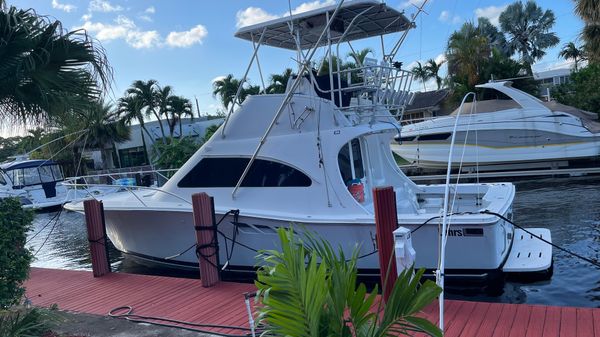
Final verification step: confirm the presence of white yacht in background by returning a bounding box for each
[392,81,600,170]
[65,0,552,281]
[0,157,73,209]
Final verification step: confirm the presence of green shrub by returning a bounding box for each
[152,137,199,172]
[255,227,442,337]
[0,308,53,337]
[552,64,600,116]
[0,199,33,308]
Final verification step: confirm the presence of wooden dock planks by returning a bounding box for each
[25,268,600,337]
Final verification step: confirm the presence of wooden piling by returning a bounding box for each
[373,186,398,302]
[191,193,220,287]
[83,199,111,277]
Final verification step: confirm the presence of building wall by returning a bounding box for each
[84,117,224,169]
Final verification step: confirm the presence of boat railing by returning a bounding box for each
[309,64,414,118]
[63,168,178,190]
[62,169,190,207]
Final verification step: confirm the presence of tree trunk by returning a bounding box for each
[139,127,151,165]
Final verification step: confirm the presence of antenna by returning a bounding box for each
[194,96,201,118]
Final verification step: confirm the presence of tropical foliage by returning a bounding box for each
[574,0,600,63]
[559,42,586,71]
[552,63,600,116]
[152,137,199,173]
[212,74,260,111]
[68,101,131,170]
[411,62,430,91]
[255,227,442,337]
[0,308,55,337]
[0,198,33,308]
[0,3,111,124]
[499,0,559,74]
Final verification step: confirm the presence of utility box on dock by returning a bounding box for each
[393,227,416,275]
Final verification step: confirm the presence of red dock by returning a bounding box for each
[26,268,600,336]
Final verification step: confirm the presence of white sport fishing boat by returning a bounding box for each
[392,81,600,170]
[65,0,552,281]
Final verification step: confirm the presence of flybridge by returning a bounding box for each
[234,0,414,50]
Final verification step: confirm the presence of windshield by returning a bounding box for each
[6,164,64,187]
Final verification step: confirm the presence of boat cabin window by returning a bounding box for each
[418,133,451,141]
[5,164,64,188]
[177,158,312,188]
[338,139,365,185]
[0,173,6,185]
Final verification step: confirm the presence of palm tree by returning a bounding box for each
[424,58,445,90]
[266,68,295,94]
[411,61,430,91]
[0,3,111,125]
[446,22,490,88]
[559,42,585,71]
[155,84,174,137]
[166,96,193,138]
[212,74,241,110]
[126,80,167,142]
[255,227,442,337]
[74,101,130,169]
[574,0,600,63]
[346,47,374,67]
[499,1,560,74]
[118,95,152,164]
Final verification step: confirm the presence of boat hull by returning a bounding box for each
[101,207,513,275]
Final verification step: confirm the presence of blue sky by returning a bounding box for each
[10,0,584,116]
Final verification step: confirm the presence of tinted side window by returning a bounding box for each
[418,133,451,141]
[178,158,312,188]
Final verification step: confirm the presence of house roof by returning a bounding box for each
[405,89,450,112]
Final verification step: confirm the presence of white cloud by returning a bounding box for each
[211,75,226,83]
[290,0,335,15]
[236,1,336,28]
[89,0,123,13]
[77,16,159,48]
[145,6,156,14]
[166,25,208,48]
[236,7,278,28]
[127,30,161,49]
[78,16,205,49]
[139,15,152,22]
[434,53,446,65]
[474,5,508,26]
[81,13,92,21]
[438,10,461,24]
[51,0,76,12]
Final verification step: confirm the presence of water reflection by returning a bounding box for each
[27,176,600,307]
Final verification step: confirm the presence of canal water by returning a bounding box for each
[28,176,600,308]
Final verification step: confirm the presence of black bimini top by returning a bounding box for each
[234,0,413,50]
[0,159,58,171]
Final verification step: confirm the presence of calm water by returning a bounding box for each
[28,176,600,308]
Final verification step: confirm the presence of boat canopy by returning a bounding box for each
[0,159,59,171]
[234,0,412,50]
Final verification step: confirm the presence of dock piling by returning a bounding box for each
[373,186,398,302]
[83,199,111,277]
[191,193,220,287]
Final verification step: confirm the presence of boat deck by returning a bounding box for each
[26,268,600,336]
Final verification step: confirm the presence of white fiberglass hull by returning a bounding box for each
[392,139,600,169]
[98,205,513,274]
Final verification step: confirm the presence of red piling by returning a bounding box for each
[191,193,220,287]
[373,186,398,302]
[83,199,111,277]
